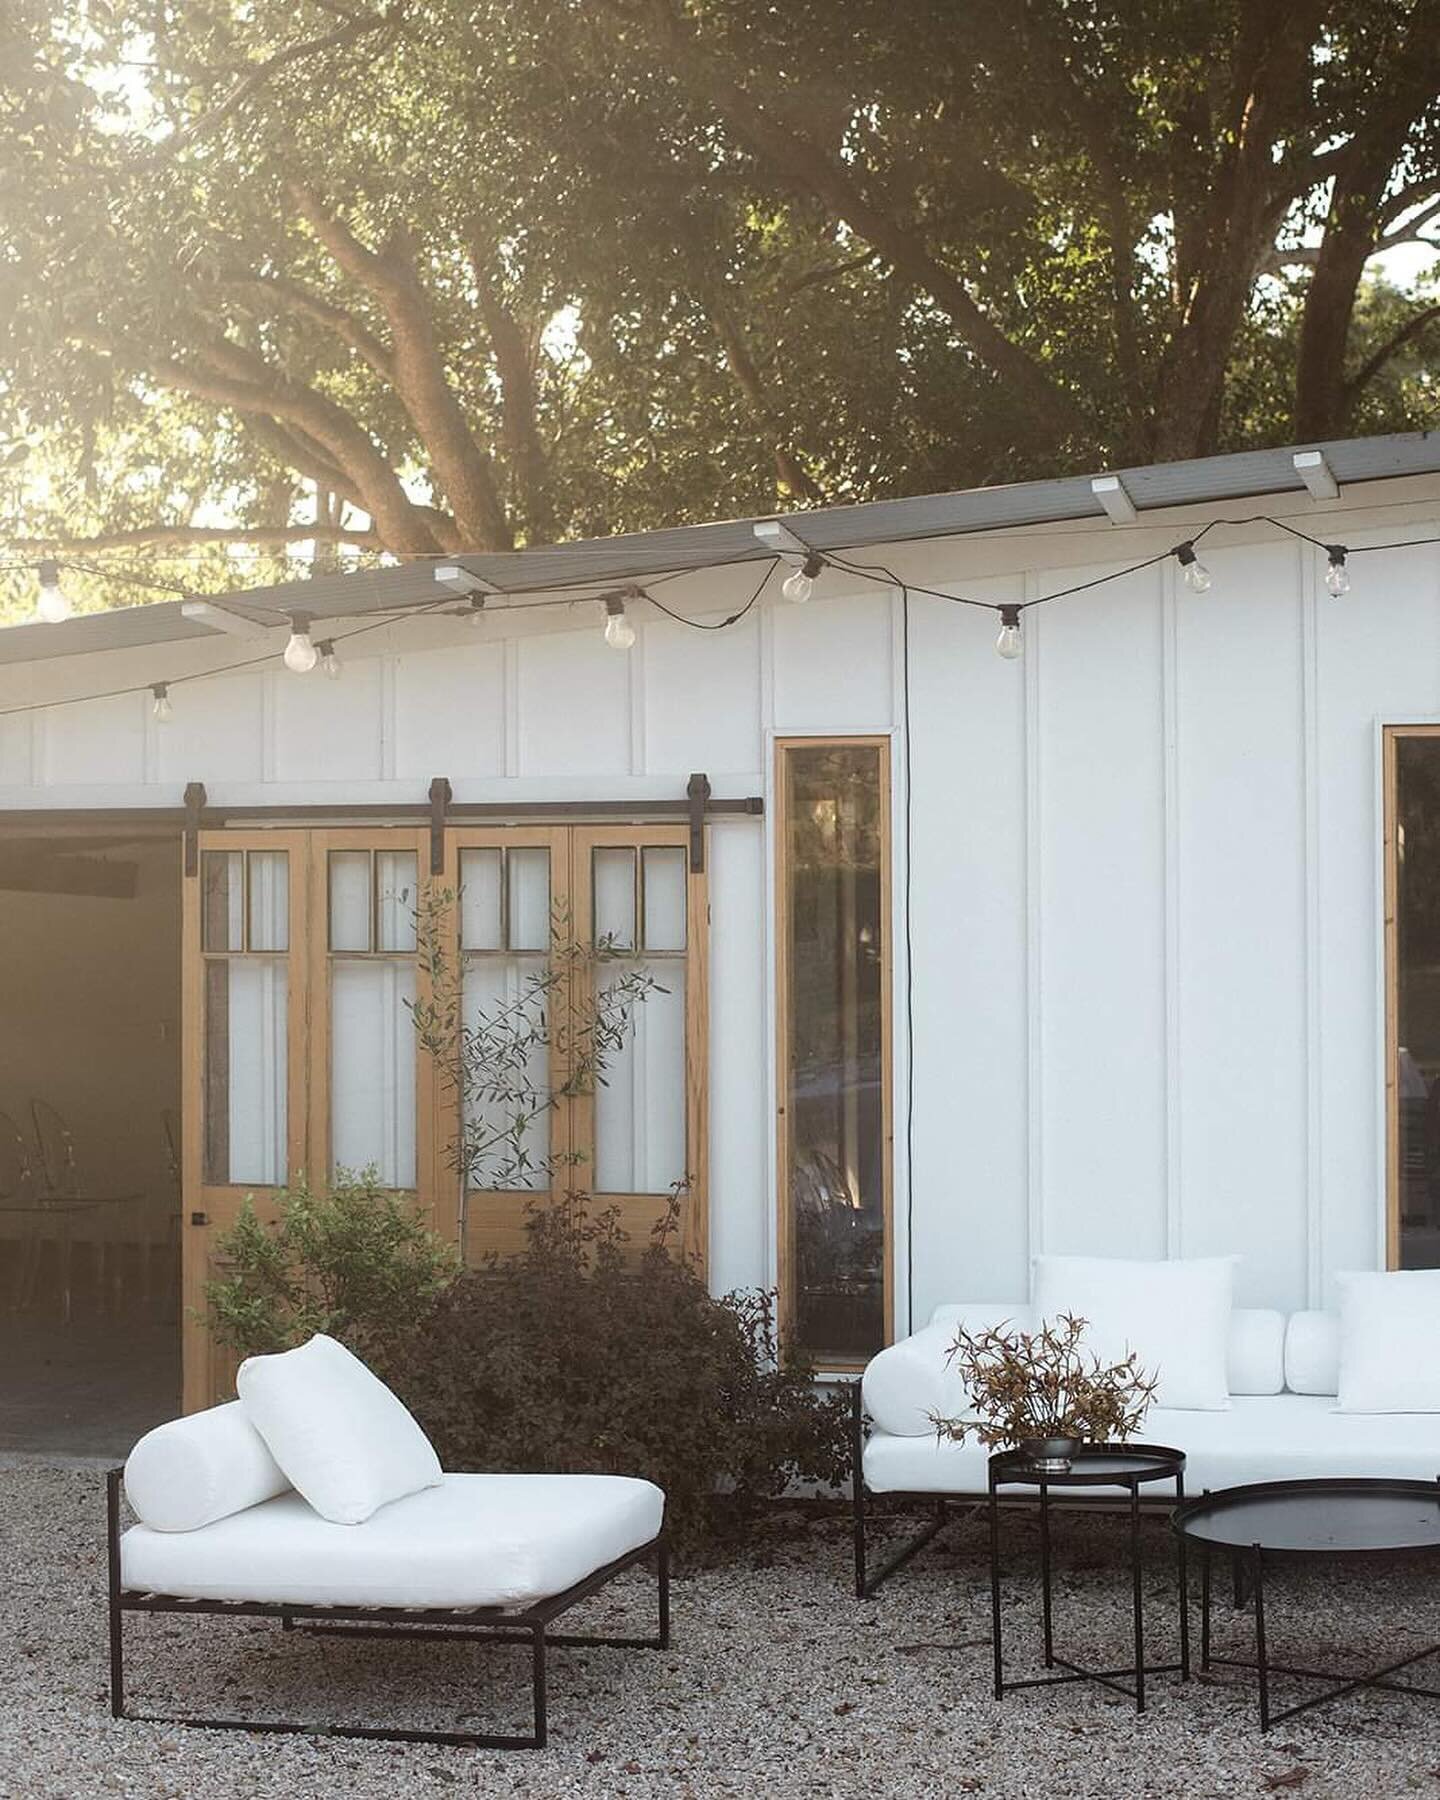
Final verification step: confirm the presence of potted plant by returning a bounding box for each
[931,1313,1157,1472]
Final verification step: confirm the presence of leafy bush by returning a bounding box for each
[383,1195,851,1559]
[204,1171,461,1374]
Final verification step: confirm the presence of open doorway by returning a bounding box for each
[0,829,182,1453]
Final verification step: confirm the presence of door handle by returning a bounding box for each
[190,1211,208,1227]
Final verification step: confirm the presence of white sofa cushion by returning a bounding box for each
[125,1401,290,1533]
[1226,1309,1285,1396]
[1284,1311,1339,1395]
[1032,1254,1236,1411]
[863,1396,1440,1496]
[237,1334,442,1526]
[120,1472,664,1609]
[1337,1271,1440,1413]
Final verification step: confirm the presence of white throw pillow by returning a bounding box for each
[1031,1254,1237,1412]
[237,1334,443,1525]
[1337,1271,1440,1413]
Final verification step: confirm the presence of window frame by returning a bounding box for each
[774,733,895,1371]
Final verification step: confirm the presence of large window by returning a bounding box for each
[777,738,892,1365]
[1387,728,1440,1268]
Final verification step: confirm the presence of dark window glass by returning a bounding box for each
[1396,735,1440,1267]
[782,743,888,1361]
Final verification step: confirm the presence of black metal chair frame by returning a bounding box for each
[106,1468,669,1751]
[849,1387,1190,1600]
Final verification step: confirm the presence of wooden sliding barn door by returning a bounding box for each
[182,820,709,1409]
[181,833,311,1412]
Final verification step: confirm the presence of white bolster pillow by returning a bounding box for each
[125,1400,291,1532]
[1285,1310,1340,1396]
[864,1304,1030,1437]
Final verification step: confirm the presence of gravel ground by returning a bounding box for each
[3,1461,1438,1799]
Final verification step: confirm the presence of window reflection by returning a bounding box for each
[782,742,888,1362]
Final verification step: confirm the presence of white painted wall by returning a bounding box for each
[4,475,1439,1331]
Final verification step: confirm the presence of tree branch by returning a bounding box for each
[467,234,556,543]
[3,523,379,554]
[225,271,394,380]
[707,298,824,506]
[290,182,515,549]
[1345,303,1440,403]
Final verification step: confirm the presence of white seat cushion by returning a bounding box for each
[125,1401,290,1533]
[237,1333,442,1526]
[863,1397,1440,1496]
[120,1472,665,1610]
[1337,1271,1440,1412]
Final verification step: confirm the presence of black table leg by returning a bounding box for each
[1200,1541,1211,1672]
[1039,1478,1054,1669]
[1253,1544,1269,1732]
[988,1472,1004,1700]
[1130,1478,1146,1713]
[1176,1471,1190,1681]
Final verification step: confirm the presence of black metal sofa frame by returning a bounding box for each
[106,1467,669,1751]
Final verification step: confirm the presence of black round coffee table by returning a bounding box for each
[1173,1478,1440,1728]
[988,1444,1189,1713]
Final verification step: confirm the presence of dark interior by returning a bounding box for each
[0,830,182,1453]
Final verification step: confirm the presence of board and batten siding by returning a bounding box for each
[3,488,1440,1332]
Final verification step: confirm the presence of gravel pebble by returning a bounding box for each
[2,1462,1432,1798]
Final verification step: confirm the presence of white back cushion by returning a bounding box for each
[1337,1271,1440,1413]
[1227,1309,1285,1395]
[1284,1311,1339,1394]
[1032,1254,1236,1411]
[238,1334,442,1525]
[125,1400,290,1532]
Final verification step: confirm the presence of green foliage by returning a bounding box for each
[204,1171,461,1373]
[1,1,1437,608]
[383,1195,852,1559]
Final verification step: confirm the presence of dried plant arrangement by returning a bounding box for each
[931,1313,1158,1466]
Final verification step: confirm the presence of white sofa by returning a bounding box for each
[852,1301,1440,1595]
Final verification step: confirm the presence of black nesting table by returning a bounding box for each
[1173,1478,1440,1728]
[988,1443,1189,1713]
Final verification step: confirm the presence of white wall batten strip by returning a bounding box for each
[502,639,521,779]
[379,655,398,783]
[1023,568,1045,1266]
[1371,715,1389,1276]
[259,671,277,784]
[888,584,913,1334]
[1300,548,1324,1304]
[629,622,647,776]
[1161,559,1183,1258]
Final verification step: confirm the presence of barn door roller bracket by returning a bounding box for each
[428,776,452,875]
[183,782,208,878]
[687,772,711,874]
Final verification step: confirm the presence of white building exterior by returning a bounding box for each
[4,431,1440,1403]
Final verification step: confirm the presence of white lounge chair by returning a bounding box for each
[107,1336,668,1750]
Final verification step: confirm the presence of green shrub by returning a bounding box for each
[383,1195,852,1559]
[204,1171,461,1375]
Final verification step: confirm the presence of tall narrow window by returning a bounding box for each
[200,848,289,1186]
[1387,728,1440,1268]
[777,738,891,1363]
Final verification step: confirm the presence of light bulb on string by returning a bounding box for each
[318,639,342,680]
[1325,545,1350,597]
[603,594,637,650]
[465,597,487,629]
[282,611,319,673]
[150,683,173,724]
[995,605,1023,660]
[781,552,824,605]
[1174,541,1212,593]
[35,559,72,624]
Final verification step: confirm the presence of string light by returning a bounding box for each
[35,559,72,624]
[1173,541,1212,593]
[1325,545,1351,597]
[602,594,636,650]
[6,514,1439,722]
[282,611,319,673]
[781,552,823,605]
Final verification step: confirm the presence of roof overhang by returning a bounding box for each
[4,430,1439,668]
